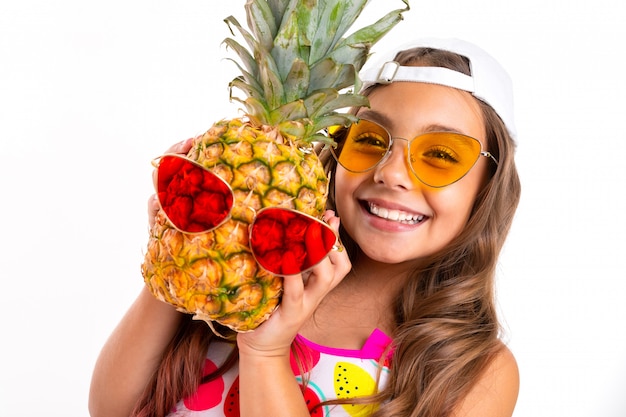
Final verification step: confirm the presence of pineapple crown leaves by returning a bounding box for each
[223,0,409,144]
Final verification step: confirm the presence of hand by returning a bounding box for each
[147,138,195,228]
[236,210,351,358]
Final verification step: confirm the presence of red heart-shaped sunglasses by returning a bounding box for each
[153,154,338,276]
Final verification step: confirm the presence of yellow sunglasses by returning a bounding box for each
[328,118,497,187]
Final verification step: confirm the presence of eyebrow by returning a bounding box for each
[421,124,466,135]
[355,109,396,130]
[356,109,469,137]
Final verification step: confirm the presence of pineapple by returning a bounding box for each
[142,0,409,333]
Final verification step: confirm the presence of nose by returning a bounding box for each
[372,138,416,190]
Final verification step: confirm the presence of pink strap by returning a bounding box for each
[296,328,393,360]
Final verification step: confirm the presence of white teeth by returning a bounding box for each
[368,202,425,224]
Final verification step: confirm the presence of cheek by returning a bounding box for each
[333,169,357,213]
[434,161,487,219]
[428,184,480,231]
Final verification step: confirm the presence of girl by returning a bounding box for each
[89,38,521,417]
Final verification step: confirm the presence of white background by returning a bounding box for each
[1,1,625,416]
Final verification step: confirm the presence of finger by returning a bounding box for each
[303,256,347,297]
[322,210,342,237]
[165,137,194,154]
[321,211,351,275]
[322,209,337,225]
[327,246,351,280]
[280,257,337,311]
[147,194,160,228]
[280,273,305,311]
[152,138,195,188]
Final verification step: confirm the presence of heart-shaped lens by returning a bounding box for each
[156,155,233,233]
[250,208,337,275]
[409,132,482,187]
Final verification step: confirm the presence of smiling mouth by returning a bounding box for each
[367,202,426,225]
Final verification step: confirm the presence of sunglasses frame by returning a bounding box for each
[152,153,338,276]
[247,206,339,276]
[153,153,234,234]
[327,118,498,188]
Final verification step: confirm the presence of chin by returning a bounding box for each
[362,247,417,264]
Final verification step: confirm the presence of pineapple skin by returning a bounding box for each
[142,118,329,332]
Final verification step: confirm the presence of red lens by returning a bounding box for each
[156,155,233,233]
[250,208,337,275]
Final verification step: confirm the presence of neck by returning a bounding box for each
[338,248,423,300]
[301,253,416,348]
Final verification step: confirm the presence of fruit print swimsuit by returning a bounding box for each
[167,329,393,416]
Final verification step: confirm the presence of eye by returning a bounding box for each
[420,146,460,166]
[353,132,389,150]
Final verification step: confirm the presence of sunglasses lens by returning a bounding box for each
[156,155,233,233]
[409,133,482,187]
[250,208,337,275]
[332,119,390,172]
[332,119,483,187]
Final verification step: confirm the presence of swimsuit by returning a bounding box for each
[167,329,393,417]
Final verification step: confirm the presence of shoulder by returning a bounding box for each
[452,343,520,417]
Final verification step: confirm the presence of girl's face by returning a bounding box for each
[334,82,489,264]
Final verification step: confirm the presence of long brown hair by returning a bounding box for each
[318,47,521,417]
[132,47,521,417]
[130,317,225,417]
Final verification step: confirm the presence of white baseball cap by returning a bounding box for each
[360,38,516,139]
